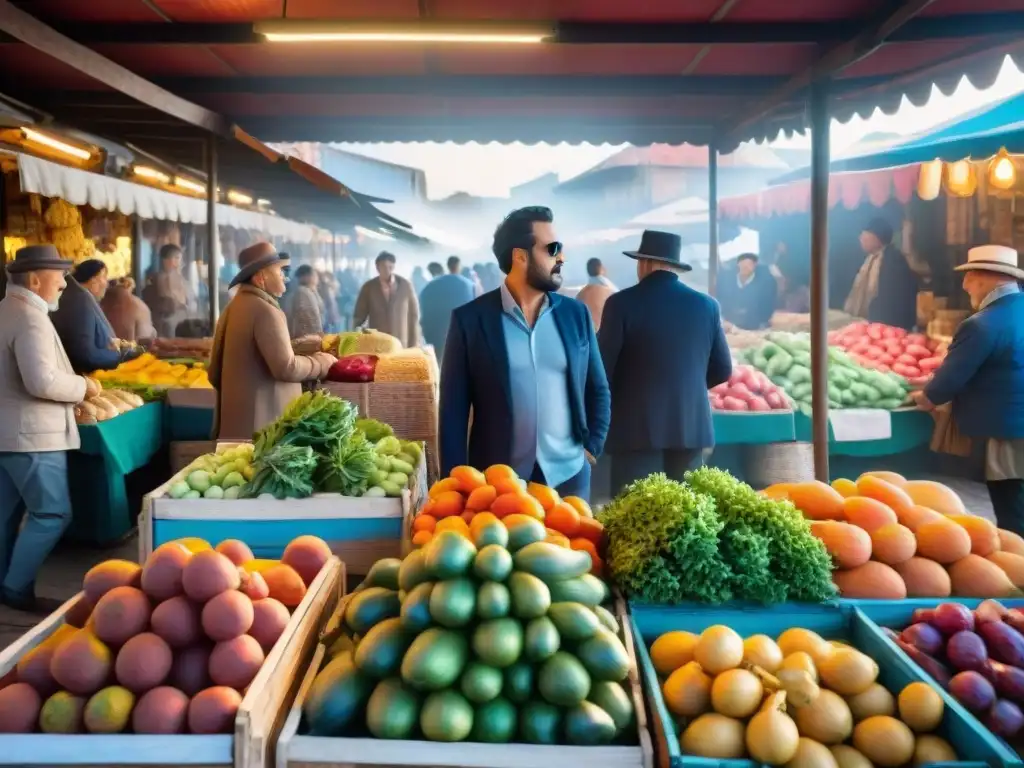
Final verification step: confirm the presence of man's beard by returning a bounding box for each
[526,254,562,293]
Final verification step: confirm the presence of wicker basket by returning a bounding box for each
[320,381,439,480]
[742,442,815,488]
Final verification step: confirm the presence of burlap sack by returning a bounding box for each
[930,403,973,457]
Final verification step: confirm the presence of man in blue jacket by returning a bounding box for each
[915,245,1024,533]
[599,230,732,493]
[439,206,611,501]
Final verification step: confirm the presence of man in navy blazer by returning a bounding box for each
[439,206,611,501]
[599,230,732,494]
[915,244,1024,534]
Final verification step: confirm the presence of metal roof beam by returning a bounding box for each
[725,0,939,142]
[6,14,1023,45]
[0,0,230,135]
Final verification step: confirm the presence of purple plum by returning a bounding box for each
[933,602,975,635]
[896,638,952,688]
[979,621,1024,668]
[949,671,997,714]
[986,661,1024,704]
[986,699,1024,739]
[976,600,1008,626]
[901,622,944,656]
[1004,608,1024,635]
[947,630,989,672]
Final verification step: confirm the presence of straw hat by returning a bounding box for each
[955,244,1024,281]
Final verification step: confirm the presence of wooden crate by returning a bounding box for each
[139,448,427,576]
[0,558,345,768]
[170,441,217,473]
[275,599,654,768]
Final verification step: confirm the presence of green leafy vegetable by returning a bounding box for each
[598,474,733,604]
[685,467,837,603]
[241,444,317,499]
[253,390,357,459]
[315,431,378,496]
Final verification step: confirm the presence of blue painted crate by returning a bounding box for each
[629,601,1012,768]
[853,598,1024,767]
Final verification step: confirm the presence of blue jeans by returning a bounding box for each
[531,460,593,503]
[0,451,72,598]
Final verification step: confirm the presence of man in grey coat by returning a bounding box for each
[419,255,477,357]
[0,246,100,612]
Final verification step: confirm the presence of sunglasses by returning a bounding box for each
[542,241,563,258]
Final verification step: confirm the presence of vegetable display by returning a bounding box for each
[92,353,210,390]
[710,364,791,412]
[777,471,1024,600]
[651,624,960,766]
[167,394,421,501]
[829,322,947,387]
[881,599,1024,739]
[413,465,605,577]
[598,469,835,605]
[0,534,332,734]
[303,532,635,745]
[738,332,913,415]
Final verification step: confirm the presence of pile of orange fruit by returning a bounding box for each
[412,464,606,575]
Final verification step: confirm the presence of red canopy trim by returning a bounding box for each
[719,163,921,221]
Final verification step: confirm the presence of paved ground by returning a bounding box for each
[0,475,997,653]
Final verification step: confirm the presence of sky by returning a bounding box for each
[337,54,1024,200]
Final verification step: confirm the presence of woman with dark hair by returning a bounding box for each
[51,259,141,372]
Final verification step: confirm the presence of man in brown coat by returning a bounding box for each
[353,251,421,347]
[208,243,337,440]
[101,278,156,343]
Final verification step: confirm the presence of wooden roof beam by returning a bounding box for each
[725,0,939,142]
[0,0,230,135]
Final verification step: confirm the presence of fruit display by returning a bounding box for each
[650,624,961,766]
[93,353,210,391]
[0,534,333,734]
[829,322,948,388]
[736,332,913,416]
[599,469,834,605]
[880,599,1024,739]
[709,364,792,412]
[413,465,604,575]
[775,472,1024,599]
[302,531,635,746]
[168,444,255,500]
[74,387,144,425]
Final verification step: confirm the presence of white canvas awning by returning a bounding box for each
[16,152,318,243]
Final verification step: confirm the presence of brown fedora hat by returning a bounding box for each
[6,244,74,274]
[230,241,290,288]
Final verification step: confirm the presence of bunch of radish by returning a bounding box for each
[710,364,791,412]
[828,322,946,387]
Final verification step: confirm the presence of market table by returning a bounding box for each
[66,402,165,545]
[713,411,796,444]
[165,404,214,440]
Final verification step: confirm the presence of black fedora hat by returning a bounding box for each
[230,241,290,288]
[6,244,74,274]
[623,230,691,271]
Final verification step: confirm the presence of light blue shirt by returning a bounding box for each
[980,282,1020,310]
[500,282,582,488]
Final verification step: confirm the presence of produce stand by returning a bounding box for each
[139,451,428,575]
[0,557,345,768]
[706,411,799,486]
[320,381,439,480]
[629,602,1018,768]
[67,401,165,545]
[275,600,654,768]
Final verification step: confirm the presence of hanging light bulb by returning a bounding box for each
[917,159,943,201]
[988,148,1016,190]
[943,159,977,197]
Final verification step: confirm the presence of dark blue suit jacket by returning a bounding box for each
[439,289,611,476]
[599,271,732,452]
[50,279,121,373]
[925,290,1024,440]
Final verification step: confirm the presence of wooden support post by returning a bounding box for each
[130,214,143,293]
[0,171,7,298]
[707,143,719,297]
[206,135,219,330]
[809,81,831,482]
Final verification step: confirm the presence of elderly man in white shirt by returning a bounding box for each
[0,245,99,613]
